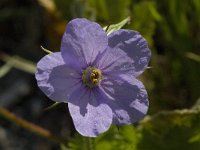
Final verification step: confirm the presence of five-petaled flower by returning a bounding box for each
[35,18,151,137]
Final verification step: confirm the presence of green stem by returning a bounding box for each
[0,107,68,146]
[83,137,95,150]
[88,137,95,150]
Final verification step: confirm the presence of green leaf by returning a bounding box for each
[95,125,137,150]
[148,2,162,21]
[186,52,200,63]
[103,16,130,35]
[0,52,36,74]
[86,0,130,22]
[129,1,158,47]
[67,125,137,150]
[0,62,12,78]
[189,134,200,143]
[61,144,70,150]
[137,107,200,150]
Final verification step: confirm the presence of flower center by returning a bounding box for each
[82,67,102,88]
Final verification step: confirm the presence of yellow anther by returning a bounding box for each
[93,70,99,74]
[82,67,103,88]
[92,79,98,84]
[90,73,96,78]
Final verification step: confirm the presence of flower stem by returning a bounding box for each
[88,137,95,150]
[0,107,68,146]
[83,137,95,150]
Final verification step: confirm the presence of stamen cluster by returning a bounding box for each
[82,67,102,88]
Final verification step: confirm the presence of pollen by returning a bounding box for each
[82,67,102,88]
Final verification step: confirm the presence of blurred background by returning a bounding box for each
[0,0,200,150]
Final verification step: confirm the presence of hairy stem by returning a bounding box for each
[0,107,67,146]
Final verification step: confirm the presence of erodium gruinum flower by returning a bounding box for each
[35,18,151,137]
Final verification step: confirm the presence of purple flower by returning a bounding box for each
[35,18,151,137]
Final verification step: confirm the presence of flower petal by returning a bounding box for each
[68,85,112,137]
[100,74,149,125]
[97,29,151,77]
[35,52,81,102]
[61,18,108,69]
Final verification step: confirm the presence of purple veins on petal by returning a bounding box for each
[68,85,112,137]
[61,18,108,69]
[35,52,81,103]
[99,29,151,77]
[100,74,149,125]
